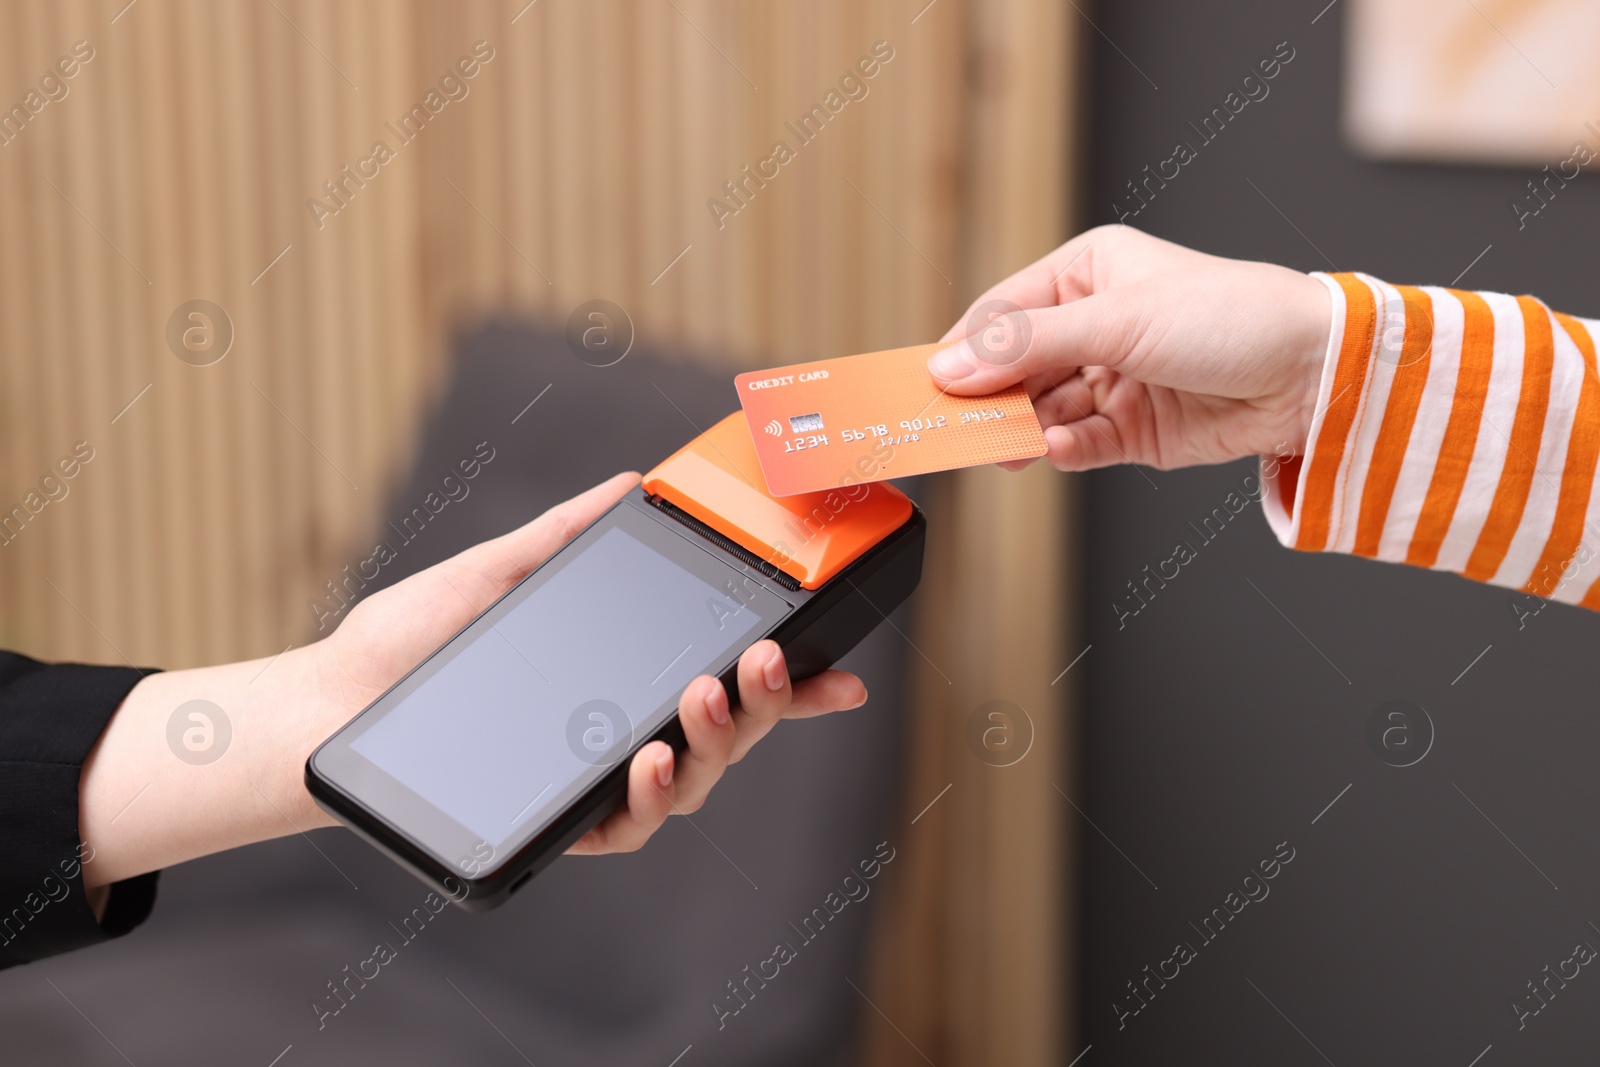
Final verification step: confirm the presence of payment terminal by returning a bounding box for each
[306,412,925,909]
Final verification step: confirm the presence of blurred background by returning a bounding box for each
[0,1,1074,1065]
[7,0,1600,1064]
[1083,1,1600,1065]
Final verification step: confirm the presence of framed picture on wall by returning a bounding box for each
[1346,0,1600,164]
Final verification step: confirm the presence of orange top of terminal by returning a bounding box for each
[643,413,913,590]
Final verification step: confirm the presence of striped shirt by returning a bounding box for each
[1262,272,1600,608]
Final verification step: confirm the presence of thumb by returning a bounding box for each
[449,470,640,595]
[927,292,1129,396]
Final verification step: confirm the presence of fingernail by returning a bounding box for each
[763,647,786,692]
[655,750,673,788]
[848,687,869,710]
[928,343,975,381]
[707,682,731,725]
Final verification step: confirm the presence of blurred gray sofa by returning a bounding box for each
[2,320,912,1066]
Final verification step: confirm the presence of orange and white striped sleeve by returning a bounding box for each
[1261,271,1600,607]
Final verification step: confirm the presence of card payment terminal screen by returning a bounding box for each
[350,526,766,848]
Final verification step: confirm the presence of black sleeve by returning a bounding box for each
[0,652,159,969]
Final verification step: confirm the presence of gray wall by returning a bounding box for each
[1080,3,1600,1064]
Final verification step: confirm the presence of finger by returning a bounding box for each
[566,740,675,855]
[728,641,790,763]
[1030,371,1095,427]
[939,244,1091,344]
[937,223,1212,345]
[446,471,641,600]
[783,669,868,720]
[665,674,736,814]
[1042,418,1138,472]
[929,289,1143,398]
[938,225,1154,344]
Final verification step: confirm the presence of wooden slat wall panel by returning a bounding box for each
[412,0,979,372]
[0,2,1078,1061]
[0,0,428,667]
[861,2,1081,1064]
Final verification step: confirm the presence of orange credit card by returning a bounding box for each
[734,343,1047,497]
